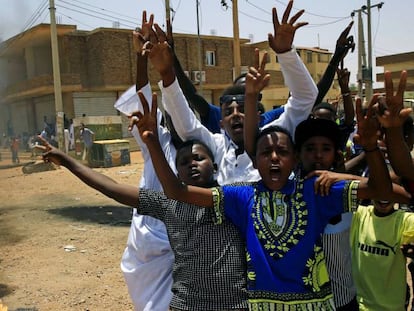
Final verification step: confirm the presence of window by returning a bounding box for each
[206,51,216,66]
[306,51,313,63]
[318,53,330,63]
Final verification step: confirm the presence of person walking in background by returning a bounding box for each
[10,135,20,164]
[69,119,75,151]
[64,128,70,154]
[79,123,94,163]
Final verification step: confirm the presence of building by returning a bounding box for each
[376,52,414,93]
[0,24,254,139]
[0,23,338,142]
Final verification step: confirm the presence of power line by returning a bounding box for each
[58,0,137,28]
[274,0,349,19]
[305,17,350,28]
[245,0,271,16]
[58,12,96,29]
[21,0,49,31]
[66,0,139,24]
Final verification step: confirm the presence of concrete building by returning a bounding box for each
[0,23,338,142]
[0,24,256,139]
[376,52,414,93]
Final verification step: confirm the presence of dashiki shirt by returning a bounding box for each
[212,177,359,310]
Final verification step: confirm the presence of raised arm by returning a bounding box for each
[133,11,158,90]
[337,66,355,127]
[131,91,214,207]
[315,21,354,105]
[166,18,211,118]
[114,11,176,191]
[265,1,318,135]
[378,71,414,179]
[147,22,218,154]
[244,50,270,160]
[354,96,411,206]
[39,137,139,207]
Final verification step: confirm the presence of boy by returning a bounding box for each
[350,70,414,310]
[39,131,248,310]
[146,0,318,185]
[129,83,411,309]
[294,117,359,310]
[114,12,175,310]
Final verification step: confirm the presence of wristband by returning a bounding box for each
[342,93,350,97]
[363,146,379,153]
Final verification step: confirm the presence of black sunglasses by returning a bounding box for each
[219,94,245,105]
[219,93,262,105]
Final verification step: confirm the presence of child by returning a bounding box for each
[146,0,318,185]
[128,80,411,309]
[350,70,414,310]
[294,117,360,310]
[114,12,175,310]
[39,108,248,310]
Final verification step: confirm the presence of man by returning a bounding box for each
[80,123,94,163]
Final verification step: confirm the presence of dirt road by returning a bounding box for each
[0,151,145,310]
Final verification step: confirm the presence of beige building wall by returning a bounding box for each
[376,52,414,92]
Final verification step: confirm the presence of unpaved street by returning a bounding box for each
[0,152,145,310]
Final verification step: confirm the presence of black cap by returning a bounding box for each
[295,117,341,151]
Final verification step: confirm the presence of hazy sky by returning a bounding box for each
[1,0,412,86]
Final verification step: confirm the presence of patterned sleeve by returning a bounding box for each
[211,183,254,233]
[315,179,360,220]
[137,189,168,222]
[345,180,360,212]
[212,187,224,225]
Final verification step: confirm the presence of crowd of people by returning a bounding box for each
[36,1,414,310]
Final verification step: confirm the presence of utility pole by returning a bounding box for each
[357,11,366,99]
[165,0,171,23]
[49,0,64,151]
[352,1,383,102]
[232,0,241,78]
[196,0,203,95]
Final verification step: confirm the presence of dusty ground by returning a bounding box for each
[0,151,145,311]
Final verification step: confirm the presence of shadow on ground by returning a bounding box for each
[0,209,25,247]
[48,205,132,226]
[0,283,15,298]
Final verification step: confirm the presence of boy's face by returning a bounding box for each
[299,136,336,173]
[373,200,395,217]
[220,100,245,146]
[176,144,216,188]
[254,131,297,191]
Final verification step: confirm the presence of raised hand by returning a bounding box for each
[252,48,268,78]
[376,70,411,128]
[128,91,159,145]
[133,11,155,55]
[36,135,66,166]
[337,67,350,92]
[145,23,175,78]
[268,0,308,54]
[245,60,270,98]
[353,96,381,151]
[335,21,355,61]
